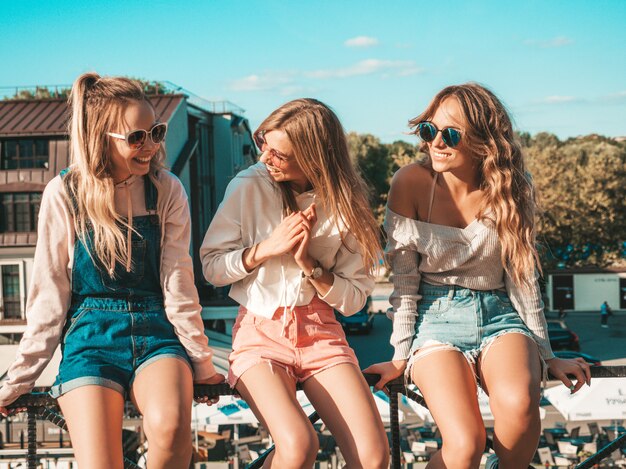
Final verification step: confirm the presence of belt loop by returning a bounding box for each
[448,285,455,300]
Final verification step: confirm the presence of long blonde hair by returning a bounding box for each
[254,98,381,271]
[65,72,165,274]
[409,83,540,287]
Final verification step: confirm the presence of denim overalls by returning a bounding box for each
[50,170,191,398]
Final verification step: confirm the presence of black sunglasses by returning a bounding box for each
[416,121,462,148]
[107,122,168,150]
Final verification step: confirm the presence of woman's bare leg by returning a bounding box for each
[303,363,389,469]
[412,349,486,469]
[236,363,319,469]
[131,358,194,469]
[479,334,542,469]
[58,385,125,469]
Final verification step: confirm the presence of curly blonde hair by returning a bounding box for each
[409,83,540,287]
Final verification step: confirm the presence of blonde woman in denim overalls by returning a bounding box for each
[0,73,224,468]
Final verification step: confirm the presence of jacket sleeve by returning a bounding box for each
[199,176,254,287]
[159,174,217,380]
[318,232,374,316]
[0,177,73,406]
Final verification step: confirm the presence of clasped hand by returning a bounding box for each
[264,204,318,270]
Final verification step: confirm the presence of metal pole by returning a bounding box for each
[27,408,37,469]
[390,389,401,469]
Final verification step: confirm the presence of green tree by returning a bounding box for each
[388,140,422,173]
[4,79,171,101]
[526,134,626,268]
[4,86,70,100]
[347,132,392,223]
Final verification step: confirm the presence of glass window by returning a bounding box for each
[1,265,21,319]
[0,193,41,232]
[0,138,50,170]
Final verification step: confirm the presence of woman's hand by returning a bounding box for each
[363,360,407,391]
[243,211,310,271]
[0,405,26,417]
[194,372,226,405]
[292,204,317,272]
[546,357,591,393]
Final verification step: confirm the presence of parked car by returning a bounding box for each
[553,351,602,365]
[335,297,375,334]
[546,319,580,351]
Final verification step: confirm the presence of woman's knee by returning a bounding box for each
[356,441,390,469]
[441,427,486,466]
[490,386,539,422]
[274,426,319,467]
[143,406,191,450]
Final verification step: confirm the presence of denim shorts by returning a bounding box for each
[50,296,192,398]
[407,283,537,381]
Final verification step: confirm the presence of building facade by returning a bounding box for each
[546,267,626,313]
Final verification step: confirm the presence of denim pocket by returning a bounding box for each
[63,307,92,342]
[492,290,514,308]
[417,297,450,316]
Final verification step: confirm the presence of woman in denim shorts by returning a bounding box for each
[0,72,224,468]
[367,84,591,469]
[201,99,389,468]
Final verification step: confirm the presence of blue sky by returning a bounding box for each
[1,0,625,142]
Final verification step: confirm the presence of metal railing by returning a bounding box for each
[4,366,626,469]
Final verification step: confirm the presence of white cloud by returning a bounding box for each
[278,85,320,96]
[524,36,574,48]
[228,59,423,92]
[306,59,419,79]
[344,36,379,48]
[600,91,626,103]
[228,73,294,91]
[537,95,578,104]
[397,66,424,77]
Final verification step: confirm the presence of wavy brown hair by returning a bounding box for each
[66,72,165,275]
[254,98,381,271]
[409,83,540,287]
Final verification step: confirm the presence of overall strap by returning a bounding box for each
[426,172,438,223]
[144,175,158,212]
